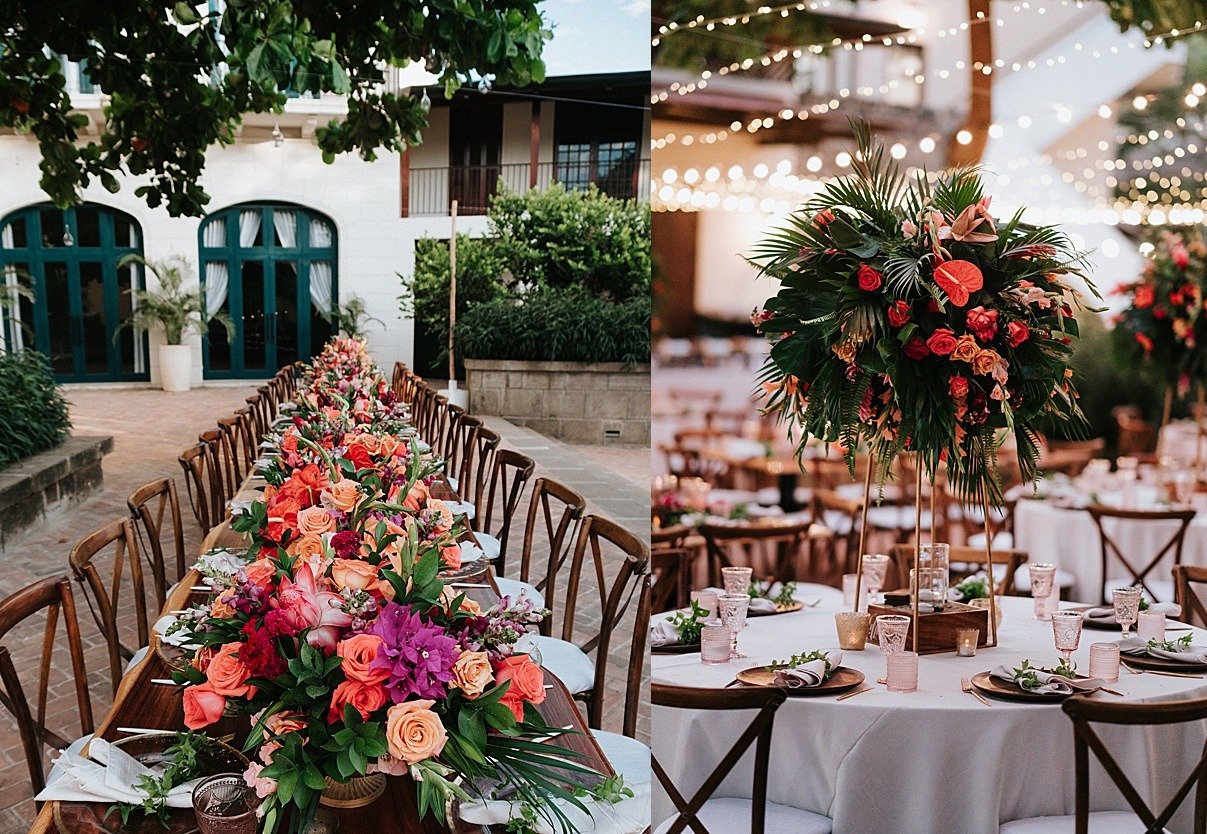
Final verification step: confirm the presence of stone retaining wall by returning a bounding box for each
[464,359,650,444]
[0,435,113,551]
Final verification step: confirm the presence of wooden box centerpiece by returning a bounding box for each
[868,599,990,656]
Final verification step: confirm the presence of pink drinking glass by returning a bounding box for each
[1028,563,1057,620]
[1112,587,1142,638]
[862,554,890,605]
[1088,642,1120,683]
[717,594,750,658]
[886,651,919,692]
[721,566,754,597]
[876,614,911,654]
[1050,610,1084,667]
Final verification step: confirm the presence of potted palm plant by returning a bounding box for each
[117,255,234,392]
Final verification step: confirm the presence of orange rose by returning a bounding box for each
[183,683,226,729]
[384,699,448,765]
[287,533,327,560]
[494,655,547,721]
[337,634,388,684]
[327,679,387,723]
[401,480,429,512]
[209,591,236,620]
[439,586,482,617]
[191,646,216,673]
[377,435,403,460]
[950,334,980,362]
[427,500,454,532]
[264,710,307,738]
[440,544,462,571]
[971,349,1000,376]
[450,651,493,698]
[206,642,256,698]
[244,559,277,590]
[331,558,380,593]
[296,506,336,536]
[354,434,382,455]
[323,479,362,513]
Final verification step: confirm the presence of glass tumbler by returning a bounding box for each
[876,614,911,654]
[1137,610,1166,642]
[886,651,919,692]
[721,566,754,598]
[1088,642,1121,683]
[192,773,260,834]
[1112,587,1143,638]
[918,544,950,611]
[700,622,732,665]
[1028,563,1057,620]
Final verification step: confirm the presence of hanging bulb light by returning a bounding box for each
[62,224,73,246]
[420,89,431,112]
[272,123,284,147]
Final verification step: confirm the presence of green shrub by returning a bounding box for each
[0,350,71,469]
[403,235,507,364]
[456,286,650,364]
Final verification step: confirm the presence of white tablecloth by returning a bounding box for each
[652,588,1207,834]
[1014,498,1207,603]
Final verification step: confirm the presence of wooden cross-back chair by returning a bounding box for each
[620,573,652,739]
[661,444,731,486]
[651,546,696,613]
[1062,695,1207,834]
[427,393,450,452]
[219,411,257,482]
[440,403,467,474]
[559,515,650,728]
[517,477,587,635]
[245,392,272,440]
[127,477,187,606]
[699,520,814,586]
[1174,565,1207,628]
[68,518,149,695]
[275,365,297,399]
[178,442,218,533]
[0,576,94,799]
[411,384,435,440]
[1086,505,1196,603]
[464,425,501,514]
[889,544,1028,596]
[203,426,240,504]
[258,383,279,419]
[652,684,815,834]
[652,523,693,550]
[199,428,234,522]
[480,449,536,572]
[445,414,482,492]
[390,361,407,398]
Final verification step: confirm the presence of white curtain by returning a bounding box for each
[239,210,259,247]
[273,210,297,248]
[310,261,334,318]
[309,218,332,247]
[202,218,229,318]
[1,224,20,351]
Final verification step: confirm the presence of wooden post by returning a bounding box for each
[448,201,457,384]
[852,458,873,612]
[529,101,541,189]
[948,0,993,167]
[400,147,411,218]
[912,463,923,653]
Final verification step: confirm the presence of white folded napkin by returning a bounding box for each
[649,619,681,648]
[459,781,650,834]
[154,614,198,649]
[458,540,484,564]
[990,666,1103,695]
[36,737,203,808]
[253,458,273,470]
[1085,602,1182,621]
[227,498,255,516]
[1119,636,1207,663]
[772,649,843,689]
[278,402,297,412]
[444,500,476,521]
[701,587,778,614]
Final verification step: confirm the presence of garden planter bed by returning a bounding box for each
[464,359,650,444]
[0,435,113,551]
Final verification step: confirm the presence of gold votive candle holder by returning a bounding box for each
[956,628,980,657]
[835,611,872,651]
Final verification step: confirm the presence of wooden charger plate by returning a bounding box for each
[748,601,804,617]
[652,641,701,655]
[970,670,1101,703]
[1118,648,1207,673]
[735,665,865,696]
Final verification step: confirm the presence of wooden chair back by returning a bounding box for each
[652,523,692,550]
[245,392,271,440]
[1113,405,1158,457]
[889,544,1028,596]
[698,520,812,585]
[257,384,279,419]
[127,477,187,605]
[651,547,695,613]
[518,478,587,635]
[178,442,216,533]
[198,429,233,522]
[203,427,239,504]
[446,414,482,493]
[0,576,94,798]
[464,426,501,514]
[481,449,536,573]
[1174,565,1207,628]
[1086,504,1196,603]
[68,518,147,695]
[441,403,466,463]
[219,411,257,481]
[1062,694,1207,834]
[560,515,649,728]
[651,683,787,834]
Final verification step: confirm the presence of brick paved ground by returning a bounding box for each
[0,391,650,832]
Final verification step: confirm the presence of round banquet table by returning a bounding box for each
[652,587,1207,834]
[1014,493,1207,603]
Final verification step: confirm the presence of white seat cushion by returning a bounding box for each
[45,734,92,786]
[124,645,149,676]
[654,797,831,834]
[967,531,1015,550]
[531,635,595,694]
[476,532,501,562]
[494,577,545,609]
[593,730,651,787]
[1001,811,1170,833]
[447,475,459,491]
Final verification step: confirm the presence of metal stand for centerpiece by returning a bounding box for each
[855,455,998,654]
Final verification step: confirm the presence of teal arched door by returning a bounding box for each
[0,203,148,381]
[199,203,337,378]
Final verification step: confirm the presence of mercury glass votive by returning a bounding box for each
[700,622,732,665]
[956,628,979,657]
[886,650,919,692]
[1137,610,1166,642]
[835,611,872,650]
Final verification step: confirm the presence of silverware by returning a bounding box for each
[150,678,179,686]
[961,677,992,707]
[836,686,872,701]
[1121,662,1145,675]
[805,598,822,608]
[451,582,491,588]
[1132,667,1203,679]
[1101,687,1124,696]
[723,678,744,688]
[116,727,168,735]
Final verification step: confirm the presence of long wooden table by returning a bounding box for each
[31,471,611,833]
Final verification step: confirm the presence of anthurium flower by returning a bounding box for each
[934,260,984,307]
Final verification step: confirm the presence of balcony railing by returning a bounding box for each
[405,158,652,217]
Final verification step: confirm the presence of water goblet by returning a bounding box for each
[721,566,754,598]
[717,594,750,658]
[861,554,890,606]
[876,614,911,654]
[192,773,260,834]
[1028,563,1057,620]
[1112,587,1142,638]
[1050,610,1084,668]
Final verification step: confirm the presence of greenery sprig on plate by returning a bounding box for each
[1148,633,1194,653]
[667,599,710,644]
[764,650,835,679]
[107,732,211,826]
[1011,658,1077,689]
[749,580,797,608]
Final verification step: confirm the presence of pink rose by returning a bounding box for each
[966,306,999,342]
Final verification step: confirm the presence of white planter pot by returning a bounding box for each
[159,344,193,393]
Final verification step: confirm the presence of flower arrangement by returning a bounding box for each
[1111,229,1207,399]
[750,122,1095,504]
[171,338,609,833]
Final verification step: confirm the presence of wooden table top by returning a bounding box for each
[31,475,611,833]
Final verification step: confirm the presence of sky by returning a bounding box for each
[540,0,651,75]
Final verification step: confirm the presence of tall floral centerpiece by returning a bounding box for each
[1111,229,1207,417]
[750,123,1095,643]
[170,338,614,833]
